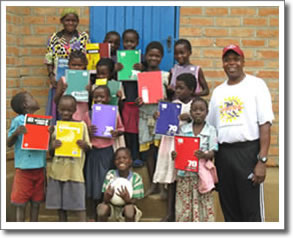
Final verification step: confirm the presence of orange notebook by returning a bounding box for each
[137,71,163,104]
[21,114,52,150]
[174,136,200,173]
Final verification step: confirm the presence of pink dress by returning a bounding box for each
[153,99,192,184]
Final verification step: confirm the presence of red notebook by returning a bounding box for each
[174,136,200,173]
[137,71,163,104]
[21,114,52,150]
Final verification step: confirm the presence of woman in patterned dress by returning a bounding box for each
[44,8,89,124]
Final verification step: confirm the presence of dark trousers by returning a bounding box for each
[215,140,265,222]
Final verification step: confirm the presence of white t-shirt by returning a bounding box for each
[207,74,274,143]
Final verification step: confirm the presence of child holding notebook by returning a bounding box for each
[82,85,124,221]
[46,95,91,222]
[54,50,89,121]
[7,91,47,222]
[153,73,196,221]
[117,29,144,167]
[171,97,218,222]
[135,41,169,196]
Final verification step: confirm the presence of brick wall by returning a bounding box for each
[6,6,89,159]
[6,6,279,165]
[179,7,279,165]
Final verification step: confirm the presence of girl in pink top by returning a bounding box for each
[168,39,209,99]
[54,50,89,121]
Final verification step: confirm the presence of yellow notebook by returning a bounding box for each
[86,43,101,70]
[86,43,110,70]
[95,78,108,86]
[55,121,83,157]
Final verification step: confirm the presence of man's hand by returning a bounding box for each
[252,161,266,185]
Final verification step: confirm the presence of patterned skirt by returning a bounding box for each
[175,176,215,222]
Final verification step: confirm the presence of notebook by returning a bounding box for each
[117,50,141,81]
[65,69,89,102]
[174,136,200,173]
[56,58,69,82]
[86,43,111,70]
[21,114,52,150]
[91,104,117,138]
[155,102,182,136]
[55,121,84,157]
[137,71,163,104]
[107,80,121,106]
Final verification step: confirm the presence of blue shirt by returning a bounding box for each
[8,115,46,169]
[177,121,218,177]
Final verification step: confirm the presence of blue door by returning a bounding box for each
[89,6,180,71]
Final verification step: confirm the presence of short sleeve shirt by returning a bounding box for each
[44,30,89,70]
[48,121,91,182]
[8,115,47,169]
[177,121,218,177]
[207,74,274,143]
[102,169,144,200]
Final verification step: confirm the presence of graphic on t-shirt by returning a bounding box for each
[219,96,244,123]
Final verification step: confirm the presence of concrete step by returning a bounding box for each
[6,159,279,222]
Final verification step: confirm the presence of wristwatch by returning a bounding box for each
[257,154,268,163]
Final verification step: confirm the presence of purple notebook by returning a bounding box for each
[91,104,117,138]
[155,102,182,136]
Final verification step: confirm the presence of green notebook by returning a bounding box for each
[65,69,89,102]
[108,80,122,105]
[117,50,141,81]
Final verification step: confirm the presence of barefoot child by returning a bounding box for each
[46,95,91,222]
[135,41,169,195]
[172,97,218,222]
[97,147,144,222]
[153,73,196,221]
[7,92,47,222]
[117,29,144,167]
[83,85,125,221]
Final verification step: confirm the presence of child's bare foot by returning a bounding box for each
[161,214,175,222]
[145,183,160,197]
[159,185,168,200]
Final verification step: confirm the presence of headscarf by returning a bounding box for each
[60,8,79,20]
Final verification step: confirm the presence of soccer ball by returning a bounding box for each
[109,177,133,206]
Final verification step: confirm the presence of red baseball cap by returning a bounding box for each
[222,44,244,58]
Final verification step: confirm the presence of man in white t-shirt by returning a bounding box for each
[207,44,274,222]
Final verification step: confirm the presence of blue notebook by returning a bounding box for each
[91,104,117,138]
[155,102,182,136]
[56,58,69,81]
